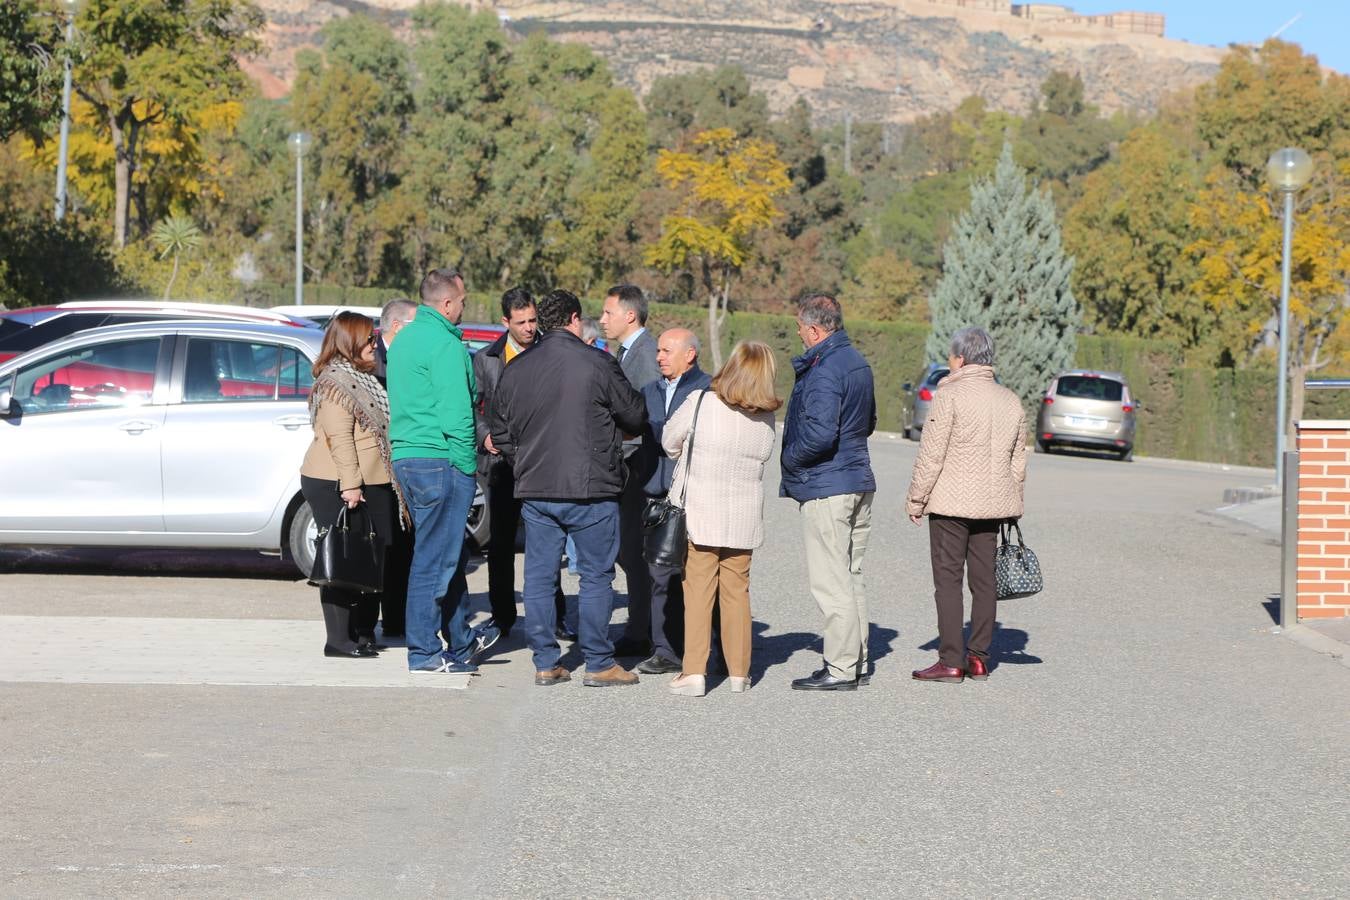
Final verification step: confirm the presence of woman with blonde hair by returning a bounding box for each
[300,312,406,658]
[662,340,781,696]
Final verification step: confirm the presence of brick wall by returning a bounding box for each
[1296,421,1350,618]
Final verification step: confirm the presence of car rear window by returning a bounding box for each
[0,313,168,354]
[1056,376,1124,402]
[0,318,31,341]
[925,368,949,387]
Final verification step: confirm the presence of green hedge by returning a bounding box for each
[245,284,1350,467]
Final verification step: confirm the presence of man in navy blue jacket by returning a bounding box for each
[780,295,877,691]
[633,328,712,675]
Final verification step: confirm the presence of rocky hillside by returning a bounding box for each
[247,0,1227,122]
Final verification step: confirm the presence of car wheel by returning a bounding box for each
[1036,440,1050,454]
[289,500,317,579]
[1118,446,1134,462]
[465,481,490,554]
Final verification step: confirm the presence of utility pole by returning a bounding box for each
[844,111,853,176]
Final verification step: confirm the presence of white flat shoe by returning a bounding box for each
[669,674,705,697]
[729,676,751,693]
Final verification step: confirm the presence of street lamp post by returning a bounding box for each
[1265,147,1315,487]
[288,132,311,306]
[54,0,78,222]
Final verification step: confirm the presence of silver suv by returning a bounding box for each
[902,363,949,440]
[1035,370,1137,461]
[0,320,487,575]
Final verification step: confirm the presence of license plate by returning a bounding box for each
[1066,415,1106,428]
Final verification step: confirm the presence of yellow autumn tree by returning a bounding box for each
[1187,157,1350,437]
[644,128,791,367]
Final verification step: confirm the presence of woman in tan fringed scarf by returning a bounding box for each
[300,312,407,659]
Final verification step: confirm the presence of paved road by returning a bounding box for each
[2,440,1347,898]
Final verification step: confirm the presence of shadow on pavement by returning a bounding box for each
[918,621,1044,671]
[1261,593,1280,624]
[0,547,303,581]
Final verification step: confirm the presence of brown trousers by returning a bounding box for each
[681,542,753,677]
[928,515,1000,668]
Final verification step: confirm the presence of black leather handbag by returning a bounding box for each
[994,520,1043,600]
[310,503,386,594]
[641,392,706,571]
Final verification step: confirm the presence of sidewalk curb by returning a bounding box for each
[870,432,1274,477]
[1273,624,1350,668]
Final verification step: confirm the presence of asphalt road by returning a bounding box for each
[2,440,1346,898]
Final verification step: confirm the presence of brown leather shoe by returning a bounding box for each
[582,664,639,687]
[534,666,571,686]
[912,661,965,683]
[965,654,989,681]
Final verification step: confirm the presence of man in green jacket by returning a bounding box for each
[388,268,499,674]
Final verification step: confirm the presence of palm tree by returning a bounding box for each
[151,215,203,300]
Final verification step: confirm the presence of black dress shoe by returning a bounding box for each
[791,667,858,691]
[612,637,651,658]
[324,644,379,658]
[636,653,682,674]
[357,640,388,652]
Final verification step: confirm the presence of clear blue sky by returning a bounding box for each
[1071,1,1347,74]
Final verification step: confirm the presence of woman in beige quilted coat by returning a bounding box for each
[905,326,1026,684]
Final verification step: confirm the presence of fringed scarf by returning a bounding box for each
[310,358,408,527]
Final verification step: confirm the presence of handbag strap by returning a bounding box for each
[1002,520,1026,549]
[332,502,376,538]
[675,391,707,507]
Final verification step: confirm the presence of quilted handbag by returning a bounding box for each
[994,521,1043,600]
[310,503,386,594]
[641,392,706,571]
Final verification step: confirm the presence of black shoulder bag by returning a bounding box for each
[640,392,706,571]
[310,503,386,594]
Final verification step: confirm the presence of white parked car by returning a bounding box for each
[269,304,382,330]
[0,320,487,575]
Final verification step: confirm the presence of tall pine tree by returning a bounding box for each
[927,143,1079,411]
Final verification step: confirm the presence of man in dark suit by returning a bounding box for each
[634,328,711,674]
[373,298,416,387]
[600,283,661,657]
[474,288,570,641]
[374,297,417,637]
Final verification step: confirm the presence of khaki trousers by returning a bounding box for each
[681,542,753,677]
[800,492,873,678]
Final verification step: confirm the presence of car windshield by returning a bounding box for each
[1057,375,1124,402]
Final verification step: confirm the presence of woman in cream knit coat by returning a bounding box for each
[906,326,1026,683]
[661,341,780,697]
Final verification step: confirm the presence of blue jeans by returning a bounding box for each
[521,498,620,673]
[393,459,476,670]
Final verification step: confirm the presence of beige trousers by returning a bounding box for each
[800,492,873,678]
[681,542,753,677]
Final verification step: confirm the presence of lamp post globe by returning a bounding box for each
[1266,147,1314,489]
[288,132,311,306]
[1266,147,1314,194]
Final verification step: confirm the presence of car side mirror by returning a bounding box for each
[0,387,11,417]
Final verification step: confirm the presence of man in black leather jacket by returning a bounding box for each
[489,290,647,687]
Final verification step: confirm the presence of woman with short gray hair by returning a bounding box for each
[905,326,1027,683]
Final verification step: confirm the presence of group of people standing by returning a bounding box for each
[302,268,1028,692]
